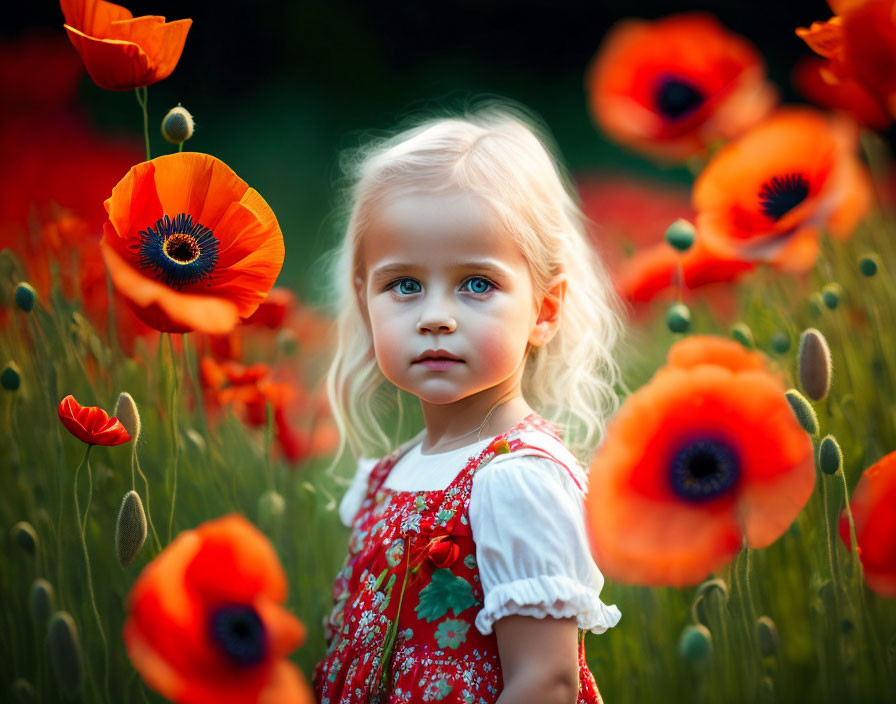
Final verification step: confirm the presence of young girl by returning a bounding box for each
[313,101,626,704]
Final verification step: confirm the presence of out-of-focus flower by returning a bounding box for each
[123,514,313,703]
[101,153,285,334]
[244,288,296,329]
[0,33,82,111]
[797,0,896,123]
[840,450,896,597]
[693,108,871,273]
[585,335,816,586]
[58,394,130,446]
[585,12,777,161]
[793,56,890,129]
[60,0,191,91]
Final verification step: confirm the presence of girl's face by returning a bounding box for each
[357,190,544,406]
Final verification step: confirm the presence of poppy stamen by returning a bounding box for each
[653,74,705,120]
[137,213,220,290]
[759,173,810,221]
[669,437,740,502]
[208,604,268,666]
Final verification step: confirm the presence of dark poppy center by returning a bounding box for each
[669,436,740,502]
[759,173,810,221]
[137,213,220,290]
[208,604,267,666]
[653,74,705,120]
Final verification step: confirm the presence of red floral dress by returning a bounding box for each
[312,413,605,704]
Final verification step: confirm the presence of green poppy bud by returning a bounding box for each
[30,578,54,623]
[115,491,147,568]
[818,435,843,476]
[666,303,691,334]
[756,616,779,657]
[1,361,21,391]
[731,322,754,348]
[113,392,141,444]
[798,328,832,401]
[161,106,194,144]
[785,389,819,437]
[696,578,728,601]
[807,292,824,317]
[859,254,879,277]
[665,219,696,252]
[258,489,286,528]
[12,521,38,555]
[14,282,35,312]
[821,283,842,310]
[770,331,790,355]
[46,612,83,699]
[678,624,712,663]
[10,678,36,704]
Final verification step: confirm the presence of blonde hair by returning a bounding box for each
[321,98,629,468]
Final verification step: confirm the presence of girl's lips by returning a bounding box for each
[415,359,463,371]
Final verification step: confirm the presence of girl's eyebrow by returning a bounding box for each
[371,260,513,280]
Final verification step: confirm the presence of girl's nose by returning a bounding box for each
[416,303,457,334]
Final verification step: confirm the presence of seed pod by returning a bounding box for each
[785,389,819,437]
[10,678,36,704]
[11,521,38,555]
[258,489,285,528]
[756,616,779,657]
[678,623,712,663]
[818,435,843,476]
[161,105,195,144]
[731,322,754,348]
[46,612,83,699]
[30,578,54,623]
[798,329,832,401]
[113,392,141,444]
[666,303,691,334]
[769,331,790,355]
[1,361,21,391]
[665,219,696,252]
[859,254,879,277]
[821,283,842,310]
[115,491,147,568]
[14,282,36,312]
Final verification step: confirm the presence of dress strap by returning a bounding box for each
[365,429,426,498]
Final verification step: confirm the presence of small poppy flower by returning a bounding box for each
[58,394,130,446]
[585,12,777,161]
[585,335,816,586]
[244,288,296,329]
[839,451,896,597]
[60,0,192,91]
[123,513,313,704]
[427,536,461,569]
[693,108,871,273]
[101,152,285,334]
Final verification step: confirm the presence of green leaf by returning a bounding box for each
[414,568,478,623]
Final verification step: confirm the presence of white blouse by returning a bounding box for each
[337,429,622,636]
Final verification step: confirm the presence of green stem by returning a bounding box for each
[167,333,181,544]
[181,333,207,438]
[135,87,151,161]
[135,451,162,554]
[73,445,110,704]
[819,468,843,620]
[82,453,93,536]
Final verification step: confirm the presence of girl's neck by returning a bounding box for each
[418,392,535,455]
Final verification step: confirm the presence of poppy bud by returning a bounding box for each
[665,219,696,252]
[755,615,779,657]
[30,578,54,623]
[678,623,712,663]
[769,331,790,355]
[12,521,38,555]
[14,282,35,312]
[821,283,842,310]
[798,328,831,401]
[113,392,141,444]
[730,322,754,348]
[785,389,819,437]
[1,361,21,391]
[807,292,824,317]
[493,439,511,455]
[428,537,460,569]
[859,254,879,277]
[115,491,147,568]
[666,303,691,333]
[10,678,36,704]
[258,489,285,528]
[161,105,194,144]
[818,435,842,476]
[46,612,83,699]
[696,577,728,601]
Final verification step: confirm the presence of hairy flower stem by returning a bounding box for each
[135,86,151,161]
[73,445,110,704]
[133,449,162,553]
[166,333,181,545]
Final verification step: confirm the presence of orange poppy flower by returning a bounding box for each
[60,0,191,91]
[693,108,871,273]
[797,0,896,122]
[839,451,896,597]
[585,335,815,586]
[793,56,890,129]
[123,514,313,704]
[585,12,777,161]
[101,152,285,334]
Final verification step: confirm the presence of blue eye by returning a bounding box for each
[464,277,493,294]
[392,278,421,295]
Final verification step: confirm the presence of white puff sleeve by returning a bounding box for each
[469,455,622,636]
[337,457,379,528]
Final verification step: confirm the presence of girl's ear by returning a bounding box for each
[529,273,567,348]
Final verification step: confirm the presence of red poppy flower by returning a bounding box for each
[428,536,461,569]
[793,56,890,129]
[693,108,871,273]
[244,288,296,329]
[839,451,896,597]
[60,0,191,91]
[58,394,130,446]
[101,152,285,334]
[797,0,896,123]
[585,12,777,161]
[124,514,312,704]
[585,335,815,586]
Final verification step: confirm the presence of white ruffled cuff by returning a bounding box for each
[474,575,622,636]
